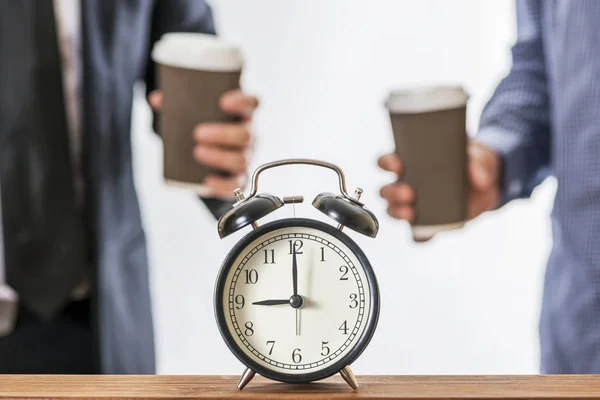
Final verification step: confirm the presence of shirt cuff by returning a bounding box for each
[0,284,17,302]
[475,127,529,206]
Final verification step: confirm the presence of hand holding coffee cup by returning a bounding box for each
[151,33,258,199]
[378,85,501,241]
[379,140,501,236]
[148,89,257,199]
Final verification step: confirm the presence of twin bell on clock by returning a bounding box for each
[214,159,381,390]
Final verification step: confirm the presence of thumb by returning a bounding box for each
[468,140,500,192]
[148,90,163,111]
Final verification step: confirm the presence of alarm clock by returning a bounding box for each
[214,159,380,390]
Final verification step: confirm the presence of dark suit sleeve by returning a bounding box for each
[144,0,235,219]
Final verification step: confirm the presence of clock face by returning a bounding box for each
[215,218,379,383]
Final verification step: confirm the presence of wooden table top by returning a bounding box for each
[1,375,600,399]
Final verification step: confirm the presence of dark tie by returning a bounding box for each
[0,0,88,318]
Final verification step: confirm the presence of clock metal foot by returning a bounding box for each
[237,367,256,390]
[340,365,359,390]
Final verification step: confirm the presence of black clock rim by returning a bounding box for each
[214,217,380,384]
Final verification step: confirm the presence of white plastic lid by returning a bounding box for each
[386,85,468,113]
[151,32,243,72]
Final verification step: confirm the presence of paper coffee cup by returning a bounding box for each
[152,33,244,197]
[386,85,469,242]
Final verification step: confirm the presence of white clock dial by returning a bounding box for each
[221,225,372,375]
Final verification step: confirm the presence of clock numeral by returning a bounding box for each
[339,265,349,281]
[266,341,275,356]
[339,320,349,335]
[349,293,358,309]
[292,348,302,364]
[321,341,330,357]
[244,269,259,284]
[263,249,275,264]
[235,295,245,310]
[288,240,304,254]
[245,321,254,336]
[320,247,326,262]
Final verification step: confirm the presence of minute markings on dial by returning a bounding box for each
[227,232,366,370]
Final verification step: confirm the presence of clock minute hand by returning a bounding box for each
[252,299,290,306]
[292,248,298,297]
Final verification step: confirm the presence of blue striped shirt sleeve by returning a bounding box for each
[476,0,551,205]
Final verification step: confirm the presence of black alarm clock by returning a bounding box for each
[214,159,380,390]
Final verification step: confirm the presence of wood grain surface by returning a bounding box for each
[1,374,600,399]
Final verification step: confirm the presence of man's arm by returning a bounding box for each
[476,0,551,206]
[378,0,551,225]
[144,0,235,219]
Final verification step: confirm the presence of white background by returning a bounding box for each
[131,0,557,375]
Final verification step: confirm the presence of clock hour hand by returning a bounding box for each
[252,299,290,306]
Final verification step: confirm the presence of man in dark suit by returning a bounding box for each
[0,0,257,374]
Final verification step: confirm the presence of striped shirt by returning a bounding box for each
[477,0,600,373]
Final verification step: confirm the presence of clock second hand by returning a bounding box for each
[292,249,302,336]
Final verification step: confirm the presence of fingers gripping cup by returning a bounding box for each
[386,86,469,242]
[151,33,244,197]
